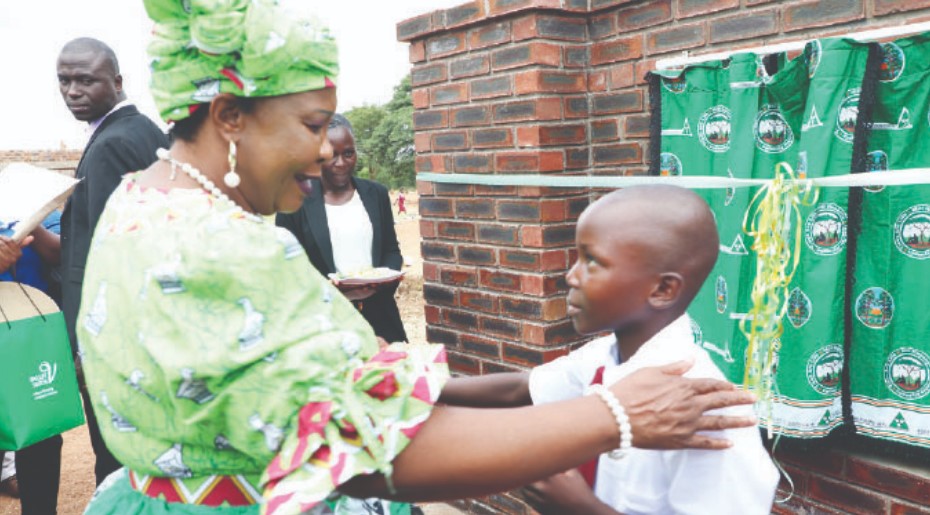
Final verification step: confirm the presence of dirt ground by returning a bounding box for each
[0,192,462,514]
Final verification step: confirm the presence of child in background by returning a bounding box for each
[440,185,778,515]
[395,189,407,216]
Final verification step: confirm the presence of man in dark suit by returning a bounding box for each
[57,37,168,485]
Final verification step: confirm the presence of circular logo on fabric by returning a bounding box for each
[884,347,930,400]
[797,151,808,179]
[864,150,889,193]
[894,204,930,259]
[835,88,860,143]
[754,105,794,154]
[662,75,687,94]
[659,152,683,176]
[805,203,848,256]
[698,105,732,153]
[690,319,703,346]
[715,276,728,314]
[880,43,906,82]
[808,40,822,79]
[787,287,812,328]
[855,287,894,329]
[806,344,843,395]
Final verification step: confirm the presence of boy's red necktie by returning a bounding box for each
[578,365,606,488]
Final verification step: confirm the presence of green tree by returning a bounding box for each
[385,75,412,111]
[375,76,415,188]
[344,105,385,180]
[369,107,415,187]
[343,76,415,188]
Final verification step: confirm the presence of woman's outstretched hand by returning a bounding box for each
[609,359,757,450]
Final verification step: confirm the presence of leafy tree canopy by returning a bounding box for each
[343,76,414,188]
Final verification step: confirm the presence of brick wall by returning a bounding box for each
[0,149,82,177]
[400,1,930,513]
[771,441,930,515]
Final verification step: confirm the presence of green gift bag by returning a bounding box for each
[0,282,84,450]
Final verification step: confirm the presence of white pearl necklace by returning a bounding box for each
[155,148,264,223]
[158,148,264,218]
[156,148,234,204]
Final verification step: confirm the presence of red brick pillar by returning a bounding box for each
[399,1,611,377]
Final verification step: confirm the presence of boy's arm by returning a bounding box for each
[523,469,622,515]
[438,372,532,407]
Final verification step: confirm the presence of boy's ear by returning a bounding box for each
[648,272,684,310]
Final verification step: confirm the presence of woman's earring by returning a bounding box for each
[224,141,241,188]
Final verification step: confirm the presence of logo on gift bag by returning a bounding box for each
[30,361,57,387]
[29,361,59,400]
[806,344,843,395]
[884,347,930,401]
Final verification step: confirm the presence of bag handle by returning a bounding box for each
[0,266,48,329]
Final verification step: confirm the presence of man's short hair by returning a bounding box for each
[60,38,120,74]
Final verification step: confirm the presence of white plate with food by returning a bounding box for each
[328,267,405,286]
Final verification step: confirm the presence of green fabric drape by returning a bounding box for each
[850,34,930,446]
[652,37,878,439]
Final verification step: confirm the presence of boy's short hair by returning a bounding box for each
[591,185,719,308]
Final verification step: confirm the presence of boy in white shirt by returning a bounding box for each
[440,185,778,514]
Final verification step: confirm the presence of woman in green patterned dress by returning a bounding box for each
[77,2,758,514]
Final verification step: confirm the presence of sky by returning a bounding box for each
[0,0,466,150]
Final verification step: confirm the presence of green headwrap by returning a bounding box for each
[144,0,339,122]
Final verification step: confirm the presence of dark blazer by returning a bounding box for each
[277,177,408,342]
[60,104,168,347]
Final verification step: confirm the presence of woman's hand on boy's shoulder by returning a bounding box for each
[609,360,757,450]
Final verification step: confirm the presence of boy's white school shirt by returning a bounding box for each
[529,315,779,515]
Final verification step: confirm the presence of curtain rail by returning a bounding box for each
[655,21,930,70]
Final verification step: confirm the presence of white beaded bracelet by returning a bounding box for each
[587,384,633,459]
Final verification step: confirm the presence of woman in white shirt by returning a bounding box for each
[277,114,408,342]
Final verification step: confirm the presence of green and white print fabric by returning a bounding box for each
[849,33,930,447]
[654,37,875,439]
[78,178,448,514]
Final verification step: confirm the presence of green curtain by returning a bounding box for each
[652,37,878,439]
[765,38,875,437]
[850,33,930,446]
